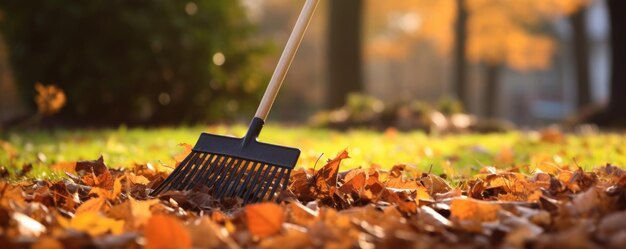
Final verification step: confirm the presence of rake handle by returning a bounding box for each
[254,0,320,121]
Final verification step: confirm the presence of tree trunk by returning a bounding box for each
[484,64,501,118]
[453,0,469,111]
[0,33,26,126]
[571,8,592,110]
[607,0,626,115]
[327,0,364,109]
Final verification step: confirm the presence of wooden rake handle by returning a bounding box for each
[254,0,320,121]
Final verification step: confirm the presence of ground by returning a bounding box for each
[0,126,625,248]
[2,125,626,178]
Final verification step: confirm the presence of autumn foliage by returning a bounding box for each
[0,149,625,248]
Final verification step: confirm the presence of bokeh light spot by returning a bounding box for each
[185,2,198,16]
[213,52,226,66]
[158,92,171,106]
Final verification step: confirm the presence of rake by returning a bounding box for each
[151,0,320,203]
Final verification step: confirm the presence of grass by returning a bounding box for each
[1,124,626,180]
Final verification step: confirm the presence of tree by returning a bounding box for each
[327,0,364,109]
[453,0,469,111]
[571,7,592,110]
[0,1,268,125]
[606,0,626,119]
[0,33,26,126]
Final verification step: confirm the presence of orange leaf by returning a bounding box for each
[75,197,105,215]
[144,215,192,249]
[315,150,350,193]
[338,170,366,194]
[112,176,122,197]
[450,198,501,227]
[245,202,284,238]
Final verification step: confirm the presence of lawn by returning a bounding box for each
[2,125,626,248]
[2,124,625,179]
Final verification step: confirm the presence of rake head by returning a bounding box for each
[151,118,300,204]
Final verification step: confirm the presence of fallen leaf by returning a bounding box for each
[108,197,159,229]
[245,202,284,238]
[338,170,366,194]
[76,156,108,176]
[315,150,350,194]
[51,161,77,174]
[450,198,501,222]
[59,212,124,236]
[187,217,239,249]
[144,214,192,249]
[12,212,46,237]
[31,237,64,249]
[288,202,318,226]
[75,197,105,215]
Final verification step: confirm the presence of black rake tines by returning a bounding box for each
[151,151,293,204]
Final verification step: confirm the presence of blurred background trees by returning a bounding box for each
[0,0,269,125]
[0,0,622,128]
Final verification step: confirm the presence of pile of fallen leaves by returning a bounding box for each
[1,151,625,249]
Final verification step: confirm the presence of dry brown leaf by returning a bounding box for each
[144,214,192,249]
[338,170,366,194]
[187,216,239,249]
[76,156,108,175]
[245,202,284,238]
[315,150,350,193]
[82,169,114,189]
[421,174,452,195]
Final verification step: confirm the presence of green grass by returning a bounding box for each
[1,125,625,180]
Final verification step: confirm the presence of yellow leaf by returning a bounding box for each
[144,215,192,249]
[245,202,284,238]
[75,197,105,215]
[61,212,124,236]
[415,186,433,201]
[130,198,159,228]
